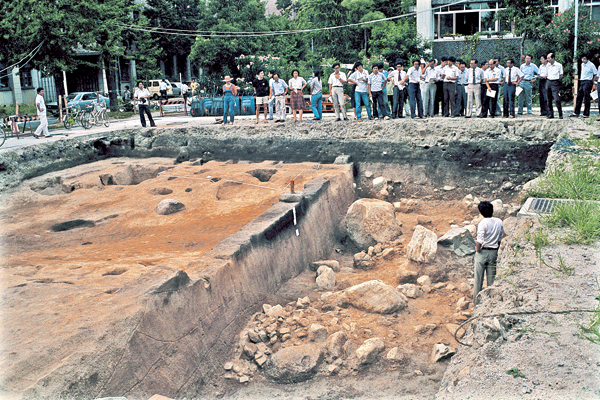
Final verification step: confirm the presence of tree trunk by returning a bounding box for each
[105,55,119,112]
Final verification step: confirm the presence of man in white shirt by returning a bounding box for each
[493,57,505,116]
[502,58,524,119]
[479,60,501,118]
[473,201,503,305]
[134,81,156,127]
[328,63,348,121]
[466,59,482,118]
[388,60,407,118]
[518,55,539,115]
[349,62,371,121]
[434,57,447,116]
[538,56,549,117]
[442,56,458,117]
[422,59,437,117]
[404,59,424,118]
[571,54,597,119]
[159,79,168,101]
[368,64,389,120]
[454,60,468,117]
[33,87,50,138]
[545,52,564,119]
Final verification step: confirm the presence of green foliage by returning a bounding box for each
[527,156,600,201]
[506,367,526,378]
[543,201,600,245]
[578,295,600,345]
[497,0,554,40]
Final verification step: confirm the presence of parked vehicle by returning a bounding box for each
[170,82,182,97]
[147,79,173,100]
[47,92,110,117]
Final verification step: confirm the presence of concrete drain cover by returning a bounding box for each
[518,198,599,217]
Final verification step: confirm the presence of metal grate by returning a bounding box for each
[529,198,568,214]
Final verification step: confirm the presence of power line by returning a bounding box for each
[116,0,469,38]
[0,41,45,75]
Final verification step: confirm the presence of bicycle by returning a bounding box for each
[84,98,110,128]
[0,119,7,148]
[63,106,87,130]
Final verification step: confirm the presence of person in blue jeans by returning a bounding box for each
[310,69,323,120]
[222,76,237,125]
[348,61,371,121]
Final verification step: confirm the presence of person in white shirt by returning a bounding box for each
[479,60,501,118]
[367,64,389,120]
[387,60,407,118]
[537,56,549,116]
[502,58,524,118]
[159,79,168,100]
[454,60,468,117]
[348,61,371,121]
[328,63,348,121]
[181,82,190,108]
[289,70,307,123]
[442,56,459,117]
[545,52,564,119]
[493,57,505,116]
[518,55,539,115]
[466,59,482,118]
[434,57,447,116]
[33,87,50,138]
[134,81,156,127]
[570,54,597,118]
[473,201,503,305]
[403,59,424,118]
[422,59,437,117]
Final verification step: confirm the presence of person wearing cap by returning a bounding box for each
[503,58,524,119]
[518,55,539,115]
[422,59,437,118]
[537,56,549,117]
[349,62,371,121]
[388,60,407,119]
[434,56,447,116]
[442,56,459,117]
[270,72,288,123]
[310,69,324,121]
[368,63,390,120]
[570,54,597,119]
[221,76,238,125]
[328,63,348,121]
[465,59,482,118]
[402,59,424,119]
[454,60,468,117]
[546,52,563,119]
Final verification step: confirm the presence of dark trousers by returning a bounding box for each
[574,80,593,116]
[408,83,423,118]
[503,84,517,117]
[454,85,466,116]
[479,84,487,115]
[392,86,405,117]
[138,105,156,127]
[546,80,562,118]
[481,84,498,117]
[372,91,387,118]
[538,78,548,116]
[434,81,444,115]
[443,82,456,117]
[160,90,167,100]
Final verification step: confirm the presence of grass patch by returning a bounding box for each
[578,295,600,345]
[506,367,526,378]
[107,111,134,119]
[573,133,600,149]
[543,202,600,245]
[0,104,37,118]
[527,156,600,201]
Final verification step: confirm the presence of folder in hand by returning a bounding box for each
[486,89,496,98]
[515,87,523,97]
[592,90,598,101]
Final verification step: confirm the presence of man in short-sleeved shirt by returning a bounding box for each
[328,63,348,121]
[473,201,503,304]
[571,55,597,118]
[253,69,270,123]
[33,87,50,138]
[368,64,389,120]
[546,52,564,119]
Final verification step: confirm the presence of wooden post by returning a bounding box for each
[59,95,63,123]
[15,101,19,116]
[290,180,295,194]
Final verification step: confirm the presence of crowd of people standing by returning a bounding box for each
[231,51,598,124]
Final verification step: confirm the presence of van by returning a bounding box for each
[147,79,173,99]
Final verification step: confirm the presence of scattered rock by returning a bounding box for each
[356,337,385,364]
[308,323,328,342]
[296,296,311,308]
[456,297,471,311]
[406,225,438,263]
[398,283,422,299]
[437,227,476,257]
[255,354,268,367]
[264,344,323,383]
[353,251,375,270]
[238,375,250,383]
[345,199,402,250]
[373,176,389,191]
[330,280,408,314]
[315,267,336,290]
[267,304,284,318]
[147,187,173,196]
[397,267,418,284]
[416,275,432,286]
[430,343,456,363]
[309,260,340,272]
[224,362,234,370]
[262,304,272,314]
[416,215,432,225]
[443,185,455,191]
[155,199,186,215]
[248,330,260,343]
[446,323,464,339]
[459,282,471,293]
[244,342,258,358]
[385,347,407,363]
[501,181,514,191]
[326,330,348,359]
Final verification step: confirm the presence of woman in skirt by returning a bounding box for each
[288,69,307,123]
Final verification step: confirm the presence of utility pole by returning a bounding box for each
[573,0,580,101]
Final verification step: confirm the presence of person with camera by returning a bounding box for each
[134,82,156,127]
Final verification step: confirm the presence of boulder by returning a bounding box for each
[430,343,455,363]
[416,275,431,286]
[406,225,438,263]
[397,283,422,299]
[315,267,336,290]
[437,227,476,257]
[309,260,340,272]
[296,296,311,309]
[155,199,186,215]
[326,330,348,359]
[332,280,408,314]
[355,337,385,364]
[264,344,324,383]
[353,251,375,270]
[345,199,402,250]
[266,304,284,318]
[385,347,408,363]
[308,323,328,342]
[396,267,418,284]
[372,176,389,191]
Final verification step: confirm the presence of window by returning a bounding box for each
[0,64,9,90]
[441,14,454,37]
[20,65,33,88]
[592,5,600,21]
[480,11,496,32]
[456,12,479,35]
[434,2,505,39]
